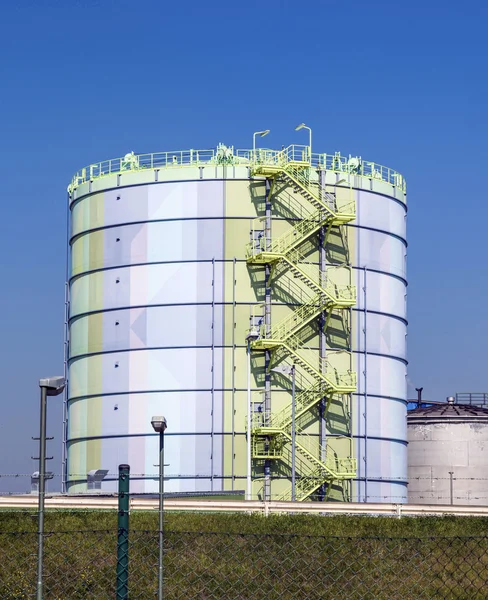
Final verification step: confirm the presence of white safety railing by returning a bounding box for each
[68,144,406,194]
[1,495,486,518]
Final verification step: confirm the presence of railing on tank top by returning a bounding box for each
[68,144,406,194]
[456,393,488,407]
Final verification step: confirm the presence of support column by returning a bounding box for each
[62,281,69,493]
[62,193,71,493]
[264,178,272,501]
[319,169,327,501]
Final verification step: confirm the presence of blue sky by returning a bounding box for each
[0,0,487,491]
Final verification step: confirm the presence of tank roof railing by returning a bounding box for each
[408,393,488,411]
[68,144,406,195]
[456,392,488,407]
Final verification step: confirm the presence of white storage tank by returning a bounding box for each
[408,397,488,505]
[64,143,407,501]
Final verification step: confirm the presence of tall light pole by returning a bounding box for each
[151,416,167,600]
[37,376,65,600]
[252,129,270,158]
[295,123,312,162]
[246,329,260,500]
[271,365,296,501]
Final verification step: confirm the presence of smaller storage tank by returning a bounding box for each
[408,397,488,505]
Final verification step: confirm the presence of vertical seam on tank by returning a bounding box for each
[364,266,368,502]
[231,256,236,490]
[211,257,215,491]
[221,176,227,491]
[357,189,361,501]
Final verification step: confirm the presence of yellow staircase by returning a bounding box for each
[252,425,357,501]
[247,150,357,501]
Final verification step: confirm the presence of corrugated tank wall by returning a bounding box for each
[65,147,407,501]
[67,170,263,493]
[352,181,408,503]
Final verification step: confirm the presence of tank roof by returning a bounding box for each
[408,403,488,423]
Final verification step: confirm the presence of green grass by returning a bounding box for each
[1,511,488,598]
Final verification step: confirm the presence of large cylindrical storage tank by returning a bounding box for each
[408,400,488,505]
[65,145,407,500]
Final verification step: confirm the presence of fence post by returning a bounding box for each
[116,464,130,599]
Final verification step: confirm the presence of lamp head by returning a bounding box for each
[295,123,306,131]
[246,329,260,341]
[39,376,65,396]
[271,365,294,375]
[151,416,167,433]
[87,469,109,481]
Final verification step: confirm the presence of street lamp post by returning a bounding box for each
[151,416,167,600]
[246,329,260,501]
[295,123,312,162]
[252,129,270,159]
[37,376,65,600]
[271,365,296,501]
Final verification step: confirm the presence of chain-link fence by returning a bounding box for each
[1,529,488,598]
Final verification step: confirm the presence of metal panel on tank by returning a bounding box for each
[67,177,227,493]
[352,186,408,503]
